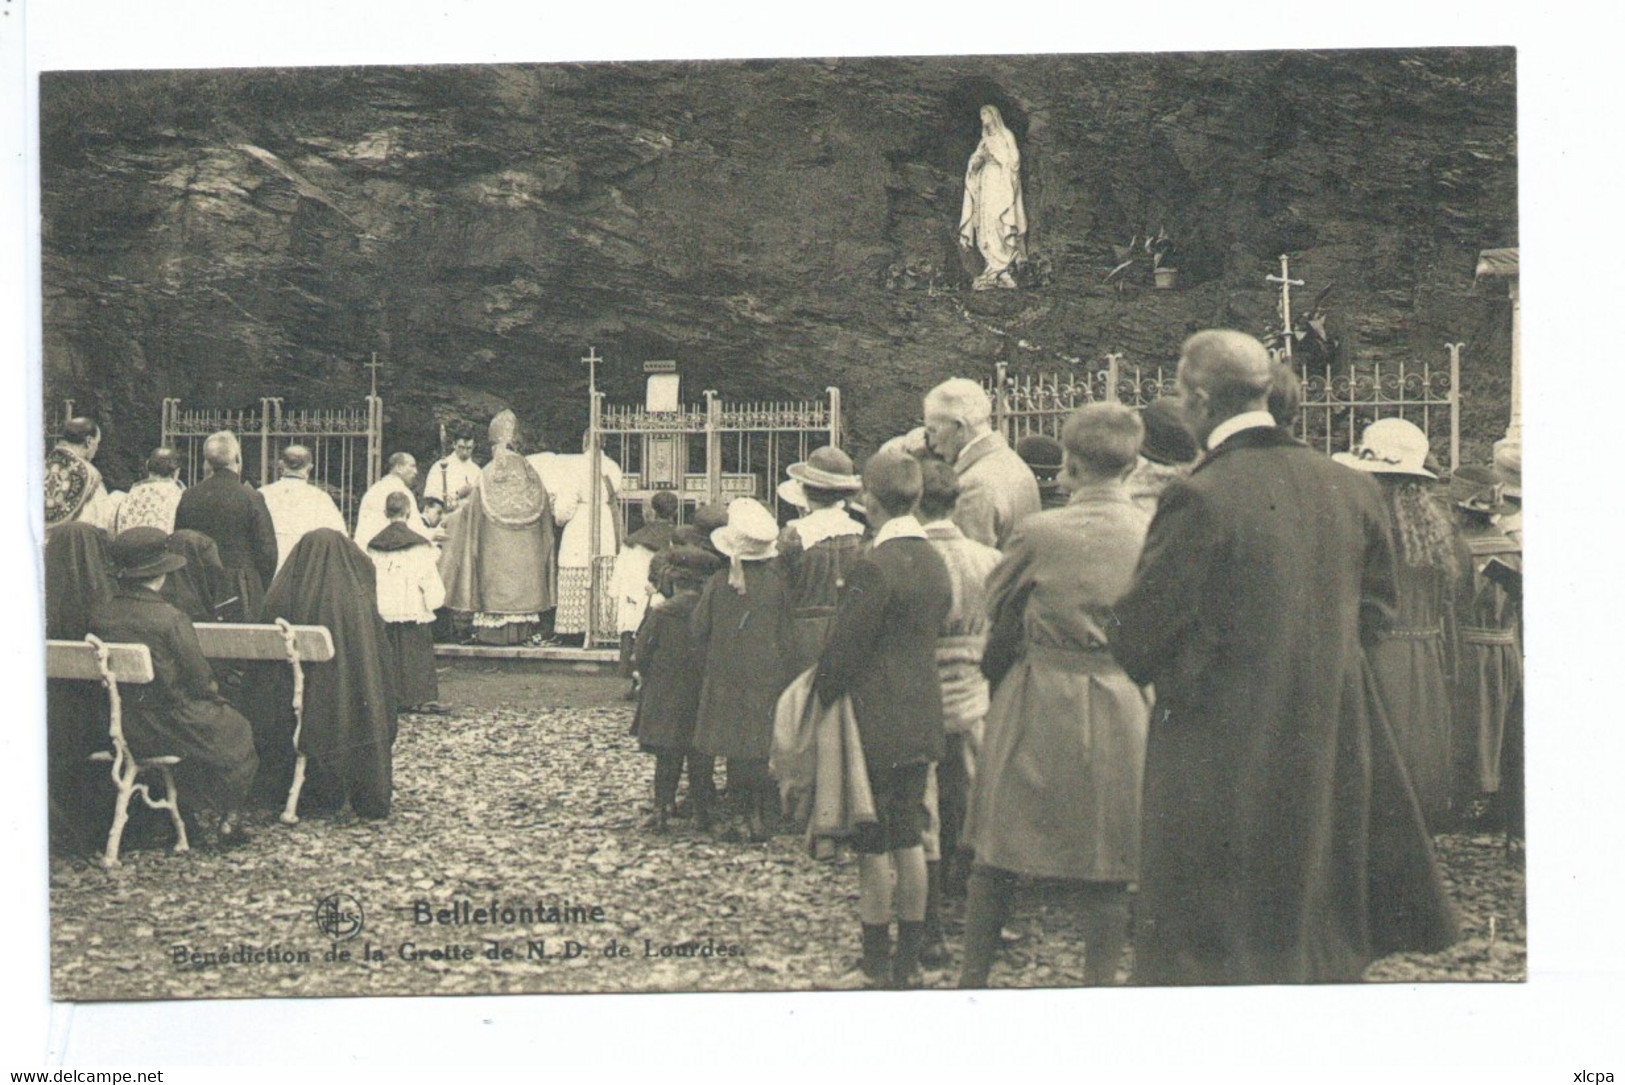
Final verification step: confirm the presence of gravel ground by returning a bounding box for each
[49,663,1526,1000]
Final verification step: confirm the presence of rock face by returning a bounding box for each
[41,50,1516,488]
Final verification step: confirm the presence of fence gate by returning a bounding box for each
[587,381,843,646]
[160,395,383,529]
[988,347,1460,473]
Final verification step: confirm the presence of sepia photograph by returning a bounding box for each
[9,1,1618,1076]
[37,45,1524,1000]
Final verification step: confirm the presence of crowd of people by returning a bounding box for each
[42,327,1524,989]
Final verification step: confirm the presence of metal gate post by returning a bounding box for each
[1446,342,1464,475]
[704,390,722,503]
[992,361,1009,442]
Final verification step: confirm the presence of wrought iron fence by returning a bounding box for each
[160,396,383,529]
[987,346,1461,473]
[584,386,842,646]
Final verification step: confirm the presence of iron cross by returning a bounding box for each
[581,346,602,395]
[1266,255,1305,359]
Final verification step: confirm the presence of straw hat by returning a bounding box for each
[109,527,188,580]
[777,478,811,512]
[1449,464,1507,515]
[786,446,863,492]
[711,498,780,562]
[1333,418,1437,479]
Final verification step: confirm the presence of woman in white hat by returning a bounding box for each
[777,446,867,677]
[690,498,790,842]
[1335,418,1471,830]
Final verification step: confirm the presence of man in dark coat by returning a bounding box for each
[816,450,952,989]
[173,430,278,622]
[88,528,258,847]
[1110,329,1457,986]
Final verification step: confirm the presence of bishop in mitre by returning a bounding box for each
[438,410,556,646]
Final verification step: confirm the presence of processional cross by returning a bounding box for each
[1266,254,1304,360]
[581,346,602,396]
[366,352,384,398]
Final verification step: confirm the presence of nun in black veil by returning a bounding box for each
[255,529,399,819]
[44,522,117,852]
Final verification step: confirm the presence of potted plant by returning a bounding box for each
[1147,228,1179,289]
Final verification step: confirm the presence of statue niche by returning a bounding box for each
[958,104,1029,290]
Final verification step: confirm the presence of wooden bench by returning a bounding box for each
[46,635,181,869]
[194,621,334,825]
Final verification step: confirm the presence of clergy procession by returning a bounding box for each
[42,327,1523,990]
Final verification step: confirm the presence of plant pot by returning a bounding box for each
[1154,267,1181,290]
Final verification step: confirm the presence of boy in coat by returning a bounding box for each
[633,545,724,832]
[815,451,953,988]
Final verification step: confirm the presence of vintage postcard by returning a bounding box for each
[35,46,1528,1011]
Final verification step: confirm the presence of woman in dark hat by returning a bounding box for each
[633,545,725,832]
[87,528,258,847]
[45,521,118,852]
[258,528,399,819]
[1336,419,1472,830]
[1126,397,1198,515]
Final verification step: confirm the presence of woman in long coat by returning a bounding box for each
[1448,468,1522,815]
[45,521,118,852]
[960,404,1151,987]
[690,500,789,841]
[1337,419,1470,831]
[258,529,399,819]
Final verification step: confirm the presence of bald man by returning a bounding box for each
[1110,329,1456,985]
[113,447,187,534]
[174,430,278,621]
[260,444,347,570]
[44,417,113,535]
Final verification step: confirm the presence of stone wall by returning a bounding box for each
[41,50,1516,488]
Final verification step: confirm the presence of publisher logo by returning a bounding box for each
[314,893,365,941]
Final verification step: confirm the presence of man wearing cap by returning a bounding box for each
[923,379,1040,549]
[260,444,347,571]
[44,417,114,535]
[1015,433,1067,511]
[1126,397,1199,515]
[1111,329,1456,985]
[777,446,867,677]
[88,528,259,847]
[816,451,953,988]
[173,430,279,623]
[113,447,187,535]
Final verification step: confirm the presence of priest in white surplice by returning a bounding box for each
[260,444,348,570]
[423,434,483,515]
[354,452,435,550]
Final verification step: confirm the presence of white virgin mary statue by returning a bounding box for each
[958,104,1028,290]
